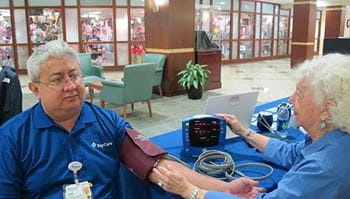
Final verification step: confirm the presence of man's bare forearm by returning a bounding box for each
[150,159,229,192]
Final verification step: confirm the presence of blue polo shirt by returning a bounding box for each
[0,102,131,198]
[205,130,350,199]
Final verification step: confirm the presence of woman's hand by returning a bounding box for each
[215,113,249,136]
[152,162,202,199]
[226,178,266,199]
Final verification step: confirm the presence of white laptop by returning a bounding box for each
[204,91,259,139]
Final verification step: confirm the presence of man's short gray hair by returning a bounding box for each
[26,40,79,82]
[294,53,350,133]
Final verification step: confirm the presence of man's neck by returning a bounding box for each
[46,109,81,132]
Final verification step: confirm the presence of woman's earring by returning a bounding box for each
[320,121,327,129]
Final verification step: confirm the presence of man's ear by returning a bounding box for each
[28,82,40,98]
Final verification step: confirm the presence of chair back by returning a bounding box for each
[144,53,166,86]
[78,53,92,76]
[123,63,156,103]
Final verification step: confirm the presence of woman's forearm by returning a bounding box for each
[239,129,270,152]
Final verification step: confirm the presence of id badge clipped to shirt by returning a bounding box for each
[63,161,93,199]
[63,181,93,199]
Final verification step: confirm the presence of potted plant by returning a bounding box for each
[177,60,210,99]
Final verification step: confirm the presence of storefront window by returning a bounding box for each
[233,0,239,11]
[278,40,287,55]
[214,41,229,60]
[0,10,12,44]
[14,9,27,44]
[213,0,231,11]
[29,8,63,44]
[17,46,29,69]
[274,16,278,39]
[256,2,261,13]
[211,11,230,40]
[81,8,113,42]
[0,46,14,67]
[116,0,127,6]
[0,0,9,7]
[116,8,128,41]
[279,16,288,39]
[262,3,274,14]
[254,40,259,57]
[240,13,254,39]
[203,0,210,5]
[261,15,273,39]
[255,14,260,39]
[240,41,253,58]
[28,0,61,6]
[65,0,77,6]
[80,0,112,6]
[241,1,254,12]
[280,9,289,16]
[83,43,114,66]
[117,43,128,65]
[261,40,271,56]
[65,9,79,42]
[131,0,144,7]
[13,0,25,7]
[195,8,211,33]
[232,13,238,39]
[231,41,237,59]
[130,8,145,42]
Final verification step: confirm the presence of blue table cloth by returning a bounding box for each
[118,97,306,199]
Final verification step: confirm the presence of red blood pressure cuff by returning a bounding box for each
[119,128,168,180]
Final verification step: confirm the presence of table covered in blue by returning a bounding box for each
[117,97,306,199]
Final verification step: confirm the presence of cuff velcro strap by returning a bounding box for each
[119,128,168,180]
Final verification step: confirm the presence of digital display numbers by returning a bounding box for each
[189,118,221,147]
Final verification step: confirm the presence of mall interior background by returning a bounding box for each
[2,0,350,74]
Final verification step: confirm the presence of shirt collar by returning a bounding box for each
[33,101,97,130]
[302,129,347,156]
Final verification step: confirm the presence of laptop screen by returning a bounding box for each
[204,91,259,139]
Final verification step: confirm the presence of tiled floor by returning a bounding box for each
[20,58,296,137]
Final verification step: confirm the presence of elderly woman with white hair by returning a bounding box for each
[152,53,350,199]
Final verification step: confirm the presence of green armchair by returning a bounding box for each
[144,53,166,96]
[78,53,104,86]
[99,63,156,118]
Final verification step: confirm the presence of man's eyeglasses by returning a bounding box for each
[34,73,83,90]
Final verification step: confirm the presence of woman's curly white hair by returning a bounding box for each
[294,53,350,133]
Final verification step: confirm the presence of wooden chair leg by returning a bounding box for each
[158,85,163,97]
[89,87,94,102]
[122,105,128,118]
[146,100,152,118]
[131,103,134,111]
[100,100,105,108]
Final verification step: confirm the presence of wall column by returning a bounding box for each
[290,0,317,67]
[144,0,195,96]
[325,6,346,38]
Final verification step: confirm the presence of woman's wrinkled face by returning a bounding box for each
[289,77,322,133]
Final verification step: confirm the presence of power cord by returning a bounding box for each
[163,150,273,181]
[193,150,273,181]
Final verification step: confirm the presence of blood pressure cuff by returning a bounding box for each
[119,128,168,180]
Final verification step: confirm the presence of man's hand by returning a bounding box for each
[225,178,266,199]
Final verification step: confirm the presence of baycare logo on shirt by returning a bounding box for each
[91,141,113,149]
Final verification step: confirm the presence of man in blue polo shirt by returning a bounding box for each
[0,40,263,199]
[0,40,133,198]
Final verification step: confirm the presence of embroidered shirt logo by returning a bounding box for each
[91,141,113,149]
